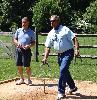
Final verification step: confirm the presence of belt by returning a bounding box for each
[58,48,74,56]
[58,52,65,56]
[16,47,31,52]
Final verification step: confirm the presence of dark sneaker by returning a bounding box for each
[69,86,78,94]
[24,79,32,86]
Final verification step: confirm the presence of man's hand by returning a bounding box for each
[23,45,30,50]
[41,58,47,65]
[41,47,50,64]
[74,49,80,57]
[17,43,22,48]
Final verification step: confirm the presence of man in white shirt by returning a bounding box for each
[42,15,79,99]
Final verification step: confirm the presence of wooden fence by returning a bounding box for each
[34,32,97,62]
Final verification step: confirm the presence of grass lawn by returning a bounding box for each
[0,34,97,82]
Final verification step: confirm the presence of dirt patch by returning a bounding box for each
[0,77,97,100]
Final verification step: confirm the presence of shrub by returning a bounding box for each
[32,0,73,32]
[76,0,97,33]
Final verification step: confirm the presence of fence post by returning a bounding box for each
[34,27,39,62]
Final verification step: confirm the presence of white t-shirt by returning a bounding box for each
[45,25,75,53]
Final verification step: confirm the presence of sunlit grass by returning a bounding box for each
[0,35,97,82]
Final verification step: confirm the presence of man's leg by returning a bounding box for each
[26,67,31,80]
[16,66,24,85]
[24,67,32,85]
[23,49,32,85]
[66,70,76,89]
[16,49,24,85]
[57,49,75,98]
[57,55,69,100]
[18,66,24,80]
[57,54,69,96]
[66,70,77,94]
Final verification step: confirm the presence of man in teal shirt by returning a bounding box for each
[13,17,35,86]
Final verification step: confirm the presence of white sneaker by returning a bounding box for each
[24,79,32,86]
[16,79,24,85]
[57,93,66,100]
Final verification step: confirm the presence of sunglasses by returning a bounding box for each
[50,20,56,22]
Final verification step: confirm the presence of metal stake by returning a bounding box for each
[43,79,46,93]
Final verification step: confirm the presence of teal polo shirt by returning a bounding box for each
[14,28,35,46]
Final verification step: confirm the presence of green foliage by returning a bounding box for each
[0,59,17,81]
[0,16,3,31]
[32,0,74,32]
[76,0,97,33]
[1,0,37,31]
[83,0,97,23]
[0,0,95,33]
[69,0,95,12]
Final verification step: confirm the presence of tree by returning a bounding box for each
[76,0,97,33]
[32,0,74,32]
[1,0,37,31]
[69,0,95,12]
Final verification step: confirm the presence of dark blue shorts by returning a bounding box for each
[16,48,32,67]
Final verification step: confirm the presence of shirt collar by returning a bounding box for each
[22,28,30,32]
[54,25,60,30]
